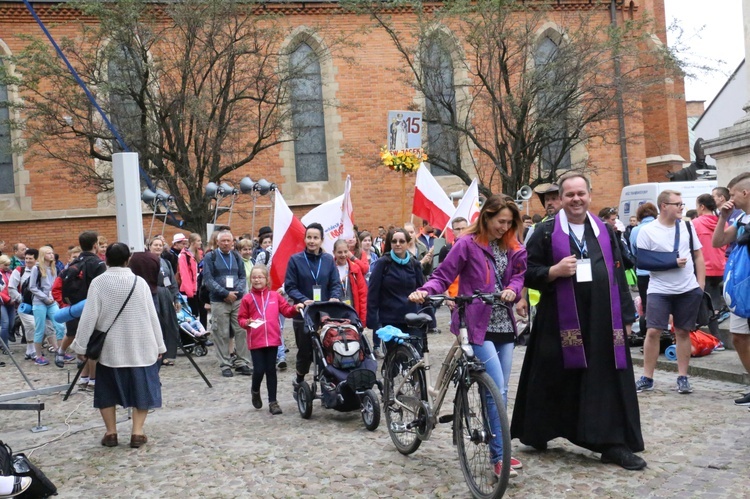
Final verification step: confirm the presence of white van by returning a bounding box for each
[618,180,717,222]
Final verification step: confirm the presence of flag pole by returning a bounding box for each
[401,173,406,224]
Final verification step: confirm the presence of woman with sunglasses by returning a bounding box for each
[409,194,527,478]
[366,227,426,358]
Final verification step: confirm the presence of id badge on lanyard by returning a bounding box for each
[576,259,593,282]
[312,285,322,302]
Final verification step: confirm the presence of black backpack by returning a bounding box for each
[59,255,102,305]
[20,266,41,306]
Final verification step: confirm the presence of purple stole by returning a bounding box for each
[551,213,627,370]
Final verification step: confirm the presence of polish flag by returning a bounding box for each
[302,176,354,254]
[444,178,480,243]
[271,190,307,290]
[412,164,454,229]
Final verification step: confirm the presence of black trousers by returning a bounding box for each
[250,347,278,402]
[637,275,649,335]
[293,319,313,376]
[187,295,208,328]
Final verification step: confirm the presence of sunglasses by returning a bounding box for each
[391,239,407,244]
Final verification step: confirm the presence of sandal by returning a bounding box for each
[161,359,175,366]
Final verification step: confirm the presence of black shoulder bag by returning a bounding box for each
[86,277,137,360]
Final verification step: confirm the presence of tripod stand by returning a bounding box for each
[63,314,213,401]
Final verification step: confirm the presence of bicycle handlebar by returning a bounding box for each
[423,291,503,309]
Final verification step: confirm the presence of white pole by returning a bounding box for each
[112,152,145,253]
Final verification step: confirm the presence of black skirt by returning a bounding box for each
[94,361,162,410]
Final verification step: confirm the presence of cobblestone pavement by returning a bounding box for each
[1,309,749,498]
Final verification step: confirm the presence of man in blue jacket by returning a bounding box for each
[203,230,252,378]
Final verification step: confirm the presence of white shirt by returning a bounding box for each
[637,218,701,295]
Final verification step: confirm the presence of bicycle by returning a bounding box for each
[377,292,511,499]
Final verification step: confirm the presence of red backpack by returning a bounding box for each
[320,319,364,369]
[689,330,721,357]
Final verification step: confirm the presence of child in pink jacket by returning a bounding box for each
[238,264,303,415]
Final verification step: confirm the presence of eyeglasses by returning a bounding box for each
[663,202,685,208]
[391,239,407,244]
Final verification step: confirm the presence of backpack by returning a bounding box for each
[723,219,750,318]
[20,266,41,306]
[320,319,364,369]
[59,255,101,305]
[689,330,721,357]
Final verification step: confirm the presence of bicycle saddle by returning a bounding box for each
[405,312,433,328]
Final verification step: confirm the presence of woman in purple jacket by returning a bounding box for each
[410,194,527,477]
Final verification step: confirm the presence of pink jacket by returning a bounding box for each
[178,249,198,298]
[238,288,298,350]
[691,215,727,277]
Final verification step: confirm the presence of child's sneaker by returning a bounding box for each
[34,356,49,366]
[635,376,653,392]
[269,401,282,415]
[86,379,96,391]
[276,359,287,371]
[510,457,523,469]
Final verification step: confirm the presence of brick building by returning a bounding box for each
[0,0,689,251]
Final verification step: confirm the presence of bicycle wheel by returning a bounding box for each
[383,343,426,455]
[454,371,510,499]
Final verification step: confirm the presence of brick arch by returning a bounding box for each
[412,25,473,192]
[531,23,589,173]
[0,38,30,211]
[277,26,343,206]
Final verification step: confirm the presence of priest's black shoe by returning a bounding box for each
[600,445,647,470]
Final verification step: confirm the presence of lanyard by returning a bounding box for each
[303,252,322,284]
[341,274,349,296]
[250,290,269,321]
[568,225,588,258]
[218,251,233,271]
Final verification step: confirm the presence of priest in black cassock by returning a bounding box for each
[511,172,646,470]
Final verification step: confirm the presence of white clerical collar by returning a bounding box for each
[557,210,600,237]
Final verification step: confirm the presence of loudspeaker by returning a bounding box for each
[255,178,274,195]
[517,185,533,201]
[141,188,157,204]
[240,176,256,194]
[219,182,237,196]
[205,182,218,199]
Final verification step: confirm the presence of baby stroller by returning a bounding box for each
[176,294,210,357]
[297,301,381,431]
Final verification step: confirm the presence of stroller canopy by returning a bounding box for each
[302,301,362,333]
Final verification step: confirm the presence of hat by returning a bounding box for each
[258,226,272,237]
[533,183,559,204]
[172,233,187,244]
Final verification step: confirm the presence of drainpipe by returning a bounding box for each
[611,0,630,186]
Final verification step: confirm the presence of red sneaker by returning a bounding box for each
[493,461,518,478]
[510,457,523,469]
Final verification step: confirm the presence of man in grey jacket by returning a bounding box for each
[203,231,252,378]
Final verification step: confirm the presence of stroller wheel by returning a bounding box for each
[361,389,381,431]
[194,344,208,357]
[297,381,313,419]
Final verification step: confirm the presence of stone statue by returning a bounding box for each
[667,138,717,181]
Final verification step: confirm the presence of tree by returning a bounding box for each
[347,0,682,197]
[1,0,334,232]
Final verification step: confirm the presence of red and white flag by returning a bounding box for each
[412,164,454,229]
[444,178,480,243]
[271,190,306,290]
[301,176,354,254]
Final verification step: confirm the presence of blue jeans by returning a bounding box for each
[32,303,65,344]
[472,340,514,464]
[0,303,15,349]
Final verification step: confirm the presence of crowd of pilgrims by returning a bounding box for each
[0,172,653,474]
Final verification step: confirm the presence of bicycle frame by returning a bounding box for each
[389,298,481,440]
